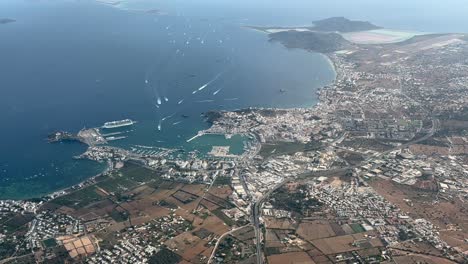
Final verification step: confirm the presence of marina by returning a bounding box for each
[1,0,468,263]
[0,0,336,199]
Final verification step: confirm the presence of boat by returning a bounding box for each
[106,136,127,141]
[102,119,135,129]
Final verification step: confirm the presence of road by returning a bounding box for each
[252,180,287,264]
[207,224,252,264]
[249,119,439,263]
[251,169,342,264]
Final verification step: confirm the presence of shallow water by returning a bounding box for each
[0,0,335,199]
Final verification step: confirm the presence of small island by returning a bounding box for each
[248,17,382,53]
[0,18,16,25]
[311,16,381,33]
[248,17,380,34]
[249,17,425,52]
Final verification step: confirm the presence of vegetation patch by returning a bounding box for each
[270,185,322,216]
[260,141,321,158]
[43,238,58,248]
[350,223,365,233]
[148,247,182,264]
[213,176,232,186]
[109,207,129,222]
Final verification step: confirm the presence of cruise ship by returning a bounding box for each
[102,119,135,129]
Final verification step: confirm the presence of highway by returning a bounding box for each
[252,180,287,264]
[249,118,439,263]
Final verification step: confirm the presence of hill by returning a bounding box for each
[269,30,351,53]
[311,17,381,33]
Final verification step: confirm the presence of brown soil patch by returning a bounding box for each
[267,252,316,264]
[296,220,336,241]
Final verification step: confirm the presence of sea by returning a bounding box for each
[1,0,467,199]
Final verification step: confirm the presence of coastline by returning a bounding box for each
[322,53,337,76]
[0,160,112,201]
[0,25,338,202]
[44,160,113,201]
[246,24,338,109]
[2,11,467,262]
[30,62,337,202]
[244,26,308,34]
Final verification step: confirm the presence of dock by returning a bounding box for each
[77,128,107,146]
[186,131,205,142]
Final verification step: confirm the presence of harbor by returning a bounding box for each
[48,128,107,146]
[48,117,256,166]
[48,119,137,146]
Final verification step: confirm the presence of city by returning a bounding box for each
[1,17,468,264]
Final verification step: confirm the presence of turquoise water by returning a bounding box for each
[2,0,468,199]
[0,0,335,199]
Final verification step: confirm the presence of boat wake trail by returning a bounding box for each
[193,70,226,94]
[213,88,222,95]
[162,112,176,121]
[196,99,214,103]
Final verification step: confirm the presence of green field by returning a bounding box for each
[148,247,182,264]
[43,238,57,248]
[259,141,321,158]
[350,223,365,233]
[51,163,162,209]
[52,185,104,208]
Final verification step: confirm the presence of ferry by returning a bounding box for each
[106,136,127,141]
[102,119,135,129]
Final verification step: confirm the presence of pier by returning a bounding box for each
[77,128,107,146]
[186,131,205,142]
[186,131,234,143]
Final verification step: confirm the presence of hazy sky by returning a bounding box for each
[2,0,468,32]
[159,0,468,32]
